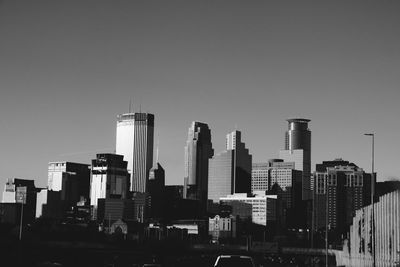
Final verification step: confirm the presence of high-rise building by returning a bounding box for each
[208,130,252,202]
[148,162,165,219]
[47,161,90,207]
[251,163,270,192]
[251,159,303,228]
[90,154,129,217]
[312,159,372,240]
[116,113,154,193]
[183,122,214,205]
[279,118,311,200]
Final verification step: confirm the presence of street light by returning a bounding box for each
[325,172,329,267]
[364,133,375,267]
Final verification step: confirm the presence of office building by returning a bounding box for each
[47,161,90,207]
[251,163,270,192]
[183,122,213,207]
[116,112,154,192]
[251,159,303,228]
[279,118,311,200]
[90,154,129,217]
[96,198,135,222]
[148,162,165,219]
[208,130,252,202]
[220,192,277,226]
[312,159,372,239]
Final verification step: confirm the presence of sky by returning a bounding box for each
[1,0,400,192]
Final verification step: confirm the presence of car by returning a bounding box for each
[213,255,255,267]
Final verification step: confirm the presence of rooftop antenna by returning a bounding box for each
[129,97,132,113]
[139,103,142,114]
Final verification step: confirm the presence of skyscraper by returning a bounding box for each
[148,162,165,219]
[90,154,129,215]
[183,121,213,205]
[116,113,154,193]
[279,118,311,200]
[208,130,252,202]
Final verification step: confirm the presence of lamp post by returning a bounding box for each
[325,172,329,267]
[364,133,375,267]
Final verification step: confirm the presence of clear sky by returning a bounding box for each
[1,1,399,191]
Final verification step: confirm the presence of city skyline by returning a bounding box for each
[1,1,400,190]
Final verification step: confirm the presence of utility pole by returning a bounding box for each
[365,133,375,267]
[325,173,329,267]
[16,186,27,241]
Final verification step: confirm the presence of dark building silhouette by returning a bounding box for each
[148,162,165,219]
[1,178,38,225]
[312,159,372,243]
[97,198,135,222]
[208,130,252,202]
[162,185,200,221]
[131,192,148,223]
[183,122,214,211]
[47,161,90,208]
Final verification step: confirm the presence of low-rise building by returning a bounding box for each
[220,192,277,226]
[209,215,236,241]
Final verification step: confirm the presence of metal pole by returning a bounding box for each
[365,133,375,267]
[325,173,328,267]
[19,201,24,241]
[372,134,375,267]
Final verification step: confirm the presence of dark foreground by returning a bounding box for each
[0,240,335,267]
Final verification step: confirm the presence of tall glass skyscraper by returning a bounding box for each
[208,130,252,202]
[116,113,154,192]
[280,118,311,200]
[183,122,214,205]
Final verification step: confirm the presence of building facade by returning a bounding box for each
[148,162,165,219]
[208,131,252,202]
[209,215,237,241]
[116,113,154,192]
[183,122,213,207]
[90,154,129,218]
[279,118,311,200]
[251,160,303,228]
[251,163,270,192]
[220,193,277,226]
[312,159,372,240]
[47,161,90,207]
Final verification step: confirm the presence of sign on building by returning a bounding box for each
[16,186,27,204]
